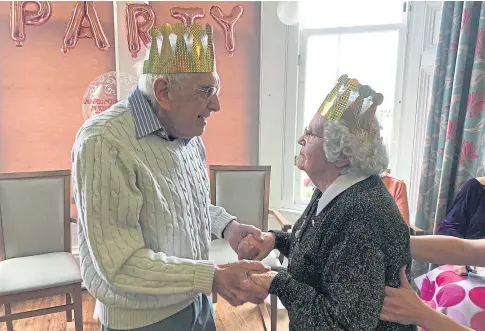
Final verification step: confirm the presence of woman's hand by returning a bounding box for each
[237,232,276,260]
[380,266,428,325]
[248,270,278,290]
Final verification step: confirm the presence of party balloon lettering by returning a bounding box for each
[61,1,110,53]
[9,2,244,56]
[210,6,244,56]
[125,3,155,58]
[170,7,205,29]
[10,1,52,46]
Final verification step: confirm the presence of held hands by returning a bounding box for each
[223,220,264,255]
[237,232,276,260]
[213,260,271,306]
[249,270,278,291]
[380,266,428,325]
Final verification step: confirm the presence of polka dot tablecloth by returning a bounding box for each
[414,265,485,331]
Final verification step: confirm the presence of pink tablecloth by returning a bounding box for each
[414,264,485,330]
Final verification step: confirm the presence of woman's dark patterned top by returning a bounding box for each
[268,175,417,331]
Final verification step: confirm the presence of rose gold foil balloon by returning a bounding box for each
[82,71,138,120]
[10,1,52,46]
[125,3,155,58]
[61,1,110,53]
[210,5,244,56]
[170,7,205,29]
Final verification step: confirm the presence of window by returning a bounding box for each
[293,2,407,206]
[260,2,432,217]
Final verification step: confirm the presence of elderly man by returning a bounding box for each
[72,23,269,331]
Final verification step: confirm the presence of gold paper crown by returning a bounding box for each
[143,23,216,74]
[318,75,384,140]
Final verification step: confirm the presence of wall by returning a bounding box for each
[0,1,116,172]
[0,1,261,173]
[149,1,261,165]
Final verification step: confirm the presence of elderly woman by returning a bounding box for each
[240,75,415,330]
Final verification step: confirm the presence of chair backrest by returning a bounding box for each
[209,165,271,231]
[0,170,71,261]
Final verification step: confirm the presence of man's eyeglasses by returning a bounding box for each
[195,86,219,99]
[303,127,323,139]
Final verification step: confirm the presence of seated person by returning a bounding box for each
[436,177,485,239]
[239,75,416,331]
[382,172,410,225]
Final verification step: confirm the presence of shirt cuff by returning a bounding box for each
[268,230,290,251]
[210,207,237,239]
[268,271,291,297]
[193,261,215,295]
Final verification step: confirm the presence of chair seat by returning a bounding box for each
[0,252,82,296]
[209,239,284,271]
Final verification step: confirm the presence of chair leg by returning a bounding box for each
[270,294,277,331]
[212,291,218,303]
[72,285,84,331]
[66,293,73,322]
[4,303,14,331]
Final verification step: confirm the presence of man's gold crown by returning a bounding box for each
[143,23,216,74]
[318,75,384,140]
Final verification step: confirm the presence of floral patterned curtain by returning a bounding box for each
[415,2,485,236]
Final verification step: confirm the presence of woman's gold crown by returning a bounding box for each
[318,75,384,140]
[142,23,216,74]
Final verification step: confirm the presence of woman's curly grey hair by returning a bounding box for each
[322,118,389,176]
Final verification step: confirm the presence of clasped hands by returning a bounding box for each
[214,221,277,306]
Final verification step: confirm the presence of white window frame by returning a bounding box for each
[260,2,426,215]
[290,22,408,208]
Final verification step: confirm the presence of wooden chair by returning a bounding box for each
[0,171,83,331]
[208,165,291,331]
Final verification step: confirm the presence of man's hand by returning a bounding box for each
[223,220,264,255]
[380,266,428,325]
[213,260,271,306]
[237,232,276,260]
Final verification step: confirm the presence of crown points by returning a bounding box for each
[372,93,384,106]
[319,75,384,141]
[142,22,216,74]
[173,23,185,36]
[358,85,373,98]
[190,23,202,37]
[160,23,171,36]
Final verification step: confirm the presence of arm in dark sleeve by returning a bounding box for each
[436,179,477,238]
[269,230,292,258]
[269,242,386,330]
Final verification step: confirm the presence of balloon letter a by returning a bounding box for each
[62,1,110,53]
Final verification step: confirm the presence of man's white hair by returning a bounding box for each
[322,118,389,176]
[133,49,218,105]
[133,51,191,105]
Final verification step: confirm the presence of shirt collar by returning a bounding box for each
[316,173,370,215]
[128,86,169,139]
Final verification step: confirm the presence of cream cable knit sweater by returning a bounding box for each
[71,102,235,330]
